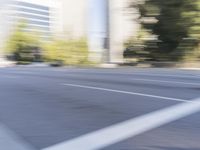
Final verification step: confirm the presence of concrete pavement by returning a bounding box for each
[0,67,200,150]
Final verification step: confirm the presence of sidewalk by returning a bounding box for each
[0,58,15,68]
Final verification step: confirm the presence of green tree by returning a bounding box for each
[42,38,89,65]
[131,0,200,61]
[5,21,40,62]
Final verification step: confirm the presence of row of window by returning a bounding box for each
[18,7,50,16]
[13,1,49,11]
[28,20,49,26]
[11,1,52,36]
[17,13,49,21]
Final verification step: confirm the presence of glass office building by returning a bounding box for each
[9,0,52,38]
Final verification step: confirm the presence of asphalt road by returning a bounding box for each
[0,67,200,150]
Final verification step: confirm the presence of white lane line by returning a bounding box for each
[62,83,189,103]
[128,72,200,79]
[0,75,20,79]
[43,97,200,150]
[71,71,200,79]
[130,78,200,86]
[0,71,34,75]
[0,123,36,150]
[12,71,34,74]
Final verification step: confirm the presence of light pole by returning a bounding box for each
[104,0,110,63]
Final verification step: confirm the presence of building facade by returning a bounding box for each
[0,0,138,64]
[88,0,139,63]
[11,0,52,38]
[0,0,63,61]
[108,0,139,63]
[11,0,63,38]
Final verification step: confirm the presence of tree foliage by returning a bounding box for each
[42,38,89,65]
[5,21,40,62]
[5,20,91,65]
[130,0,200,61]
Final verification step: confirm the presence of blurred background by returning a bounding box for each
[1,1,200,149]
[0,0,200,67]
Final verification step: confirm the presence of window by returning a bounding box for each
[18,8,49,16]
[18,13,50,21]
[14,1,49,11]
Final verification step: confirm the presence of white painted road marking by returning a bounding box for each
[0,123,36,150]
[9,71,34,74]
[43,97,200,150]
[65,70,200,79]
[120,72,200,79]
[62,73,200,86]
[0,75,20,79]
[62,83,189,103]
[0,71,34,75]
[131,78,200,86]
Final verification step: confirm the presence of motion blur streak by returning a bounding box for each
[0,0,200,149]
[43,97,200,150]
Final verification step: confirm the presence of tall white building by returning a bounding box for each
[0,0,63,53]
[108,0,139,63]
[87,0,139,63]
[60,0,88,39]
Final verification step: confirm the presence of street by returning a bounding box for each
[0,67,200,150]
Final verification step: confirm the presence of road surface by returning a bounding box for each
[0,67,200,150]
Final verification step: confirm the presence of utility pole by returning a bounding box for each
[104,0,110,63]
[104,0,124,64]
